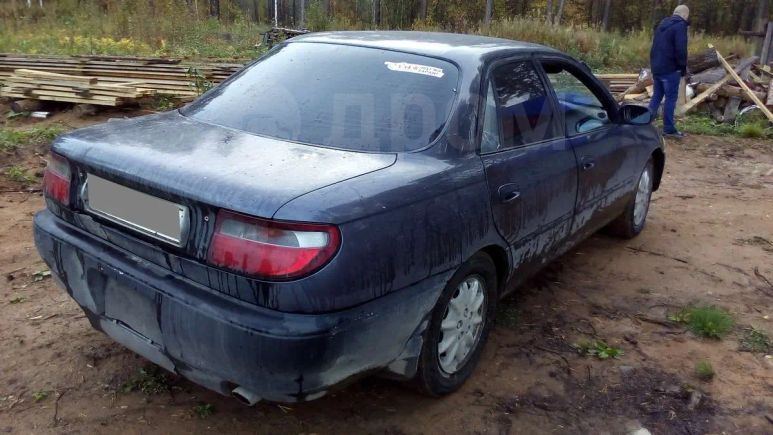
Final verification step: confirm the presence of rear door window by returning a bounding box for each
[485,61,559,151]
[182,43,459,152]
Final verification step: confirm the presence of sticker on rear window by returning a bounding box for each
[384,61,445,78]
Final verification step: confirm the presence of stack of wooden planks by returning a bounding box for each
[596,73,640,94]
[0,53,244,106]
[1,69,157,106]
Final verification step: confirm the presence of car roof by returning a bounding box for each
[290,31,561,64]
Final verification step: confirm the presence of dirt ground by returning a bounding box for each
[1,106,772,434]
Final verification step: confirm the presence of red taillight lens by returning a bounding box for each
[44,153,71,206]
[208,210,340,280]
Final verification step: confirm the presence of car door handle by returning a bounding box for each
[497,185,521,203]
[582,161,596,171]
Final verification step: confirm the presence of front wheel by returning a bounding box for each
[415,253,497,396]
[607,159,654,239]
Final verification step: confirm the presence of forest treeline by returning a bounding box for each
[0,0,765,69]
[2,0,770,34]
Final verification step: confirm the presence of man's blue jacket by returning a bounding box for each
[650,15,689,76]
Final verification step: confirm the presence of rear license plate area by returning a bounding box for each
[85,174,189,246]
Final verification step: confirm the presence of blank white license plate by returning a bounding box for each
[85,174,189,246]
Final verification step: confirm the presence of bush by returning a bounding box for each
[694,360,715,382]
[672,305,734,339]
[738,122,766,139]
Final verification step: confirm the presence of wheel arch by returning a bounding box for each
[478,244,509,295]
[651,148,665,191]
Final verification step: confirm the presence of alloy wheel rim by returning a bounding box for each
[633,167,652,227]
[437,276,486,375]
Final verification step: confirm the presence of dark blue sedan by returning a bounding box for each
[33,31,664,404]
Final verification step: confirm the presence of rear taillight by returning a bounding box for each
[208,210,340,280]
[44,153,71,206]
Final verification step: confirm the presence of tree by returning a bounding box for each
[209,0,220,18]
[601,0,612,31]
[554,0,566,25]
[419,0,427,20]
[546,0,554,24]
[372,0,380,27]
[484,0,493,25]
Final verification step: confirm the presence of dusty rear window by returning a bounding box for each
[182,42,459,152]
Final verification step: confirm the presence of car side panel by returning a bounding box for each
[274,150,506,312]
[481,139,578,281]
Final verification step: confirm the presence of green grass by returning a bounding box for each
[4,165,34,184]
[738,122,766,139]
[192,403,214,418]
[0,0,268,59]
[694,360,715,382]
[740,328,772,354]
[0,126,67,152]
[121,366,170,395]
[671,305,734,339]
[678,115,772,140]
[574,340,624,360]
[32,390,49,402]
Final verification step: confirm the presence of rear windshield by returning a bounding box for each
[181,42,459,152]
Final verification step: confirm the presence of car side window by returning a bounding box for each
[542,64,611,136]
[488,61,559,151]
[480,82,501,153]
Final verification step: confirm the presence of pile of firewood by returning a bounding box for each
[599,46,773,125]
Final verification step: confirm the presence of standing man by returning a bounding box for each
[648,5,690,138]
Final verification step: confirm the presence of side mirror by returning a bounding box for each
[620,104,653,125]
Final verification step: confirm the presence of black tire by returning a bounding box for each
[415,252,497,396]
[606,159,654,239]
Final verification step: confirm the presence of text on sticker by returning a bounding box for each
[384,62,445,78]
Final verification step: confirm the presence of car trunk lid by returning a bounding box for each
[53,111,397,220]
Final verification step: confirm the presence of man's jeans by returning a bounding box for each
[648,70,681,134]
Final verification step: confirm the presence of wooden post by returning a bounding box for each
[761,22,773,66]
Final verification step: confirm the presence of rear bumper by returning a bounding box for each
[33,210,447,402]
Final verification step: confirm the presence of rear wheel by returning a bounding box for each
[607,159,654,239]
[415,253,497,396]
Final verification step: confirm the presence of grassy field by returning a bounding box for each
[0,1,754,70]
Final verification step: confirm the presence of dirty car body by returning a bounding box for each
[34,31,664,403]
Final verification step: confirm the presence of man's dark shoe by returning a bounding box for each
[663,131,686,139]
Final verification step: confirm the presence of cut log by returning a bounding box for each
[709,44,773,123]
[10,98,42,112]
[695,83,767,103]
[722,97,742,123]
[688,48,720,74]
[692,66,729,84]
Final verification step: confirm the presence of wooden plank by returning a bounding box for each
[596,73,639,80]
[14,68,97,84]
[709,44,773,123]
[761,22,773,66]
[767,79,773,106]
[27,89,118,101]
